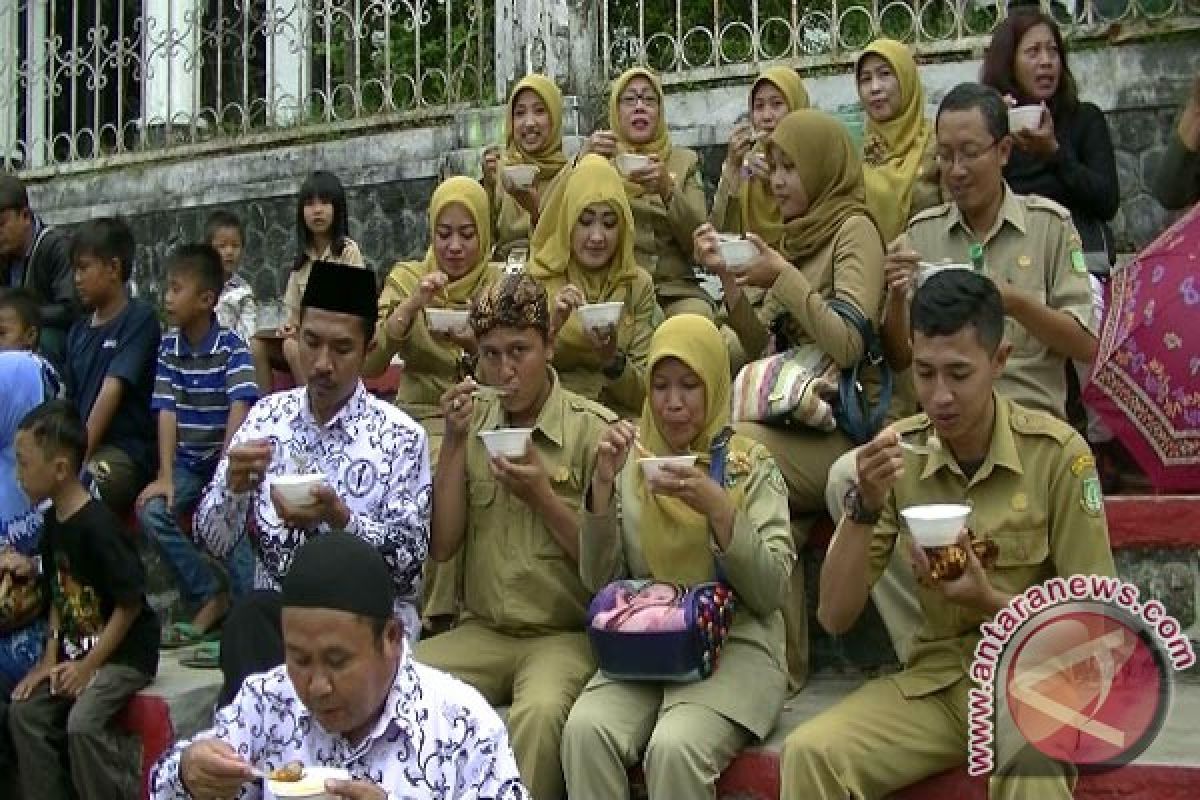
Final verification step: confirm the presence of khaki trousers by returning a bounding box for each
[561,681,750,800]
[781,676,1075,800]
[414,620,595,800]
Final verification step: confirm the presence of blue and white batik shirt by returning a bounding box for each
[194,382,432,632]
[150,651,529,800]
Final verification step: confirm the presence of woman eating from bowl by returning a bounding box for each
[528,155,656,419]
[481,74,569,261]
[711,66,810,237]
[561,314,793,799]
[578,67,710,319]
[981,7,1119,273]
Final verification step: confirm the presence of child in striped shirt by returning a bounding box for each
[135,245,259,647]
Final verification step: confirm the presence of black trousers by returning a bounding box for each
[218,589,284,707]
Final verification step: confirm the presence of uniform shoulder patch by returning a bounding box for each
[908,202,953,225]
[1025,194,1073,220]
[1009,406,1075,445]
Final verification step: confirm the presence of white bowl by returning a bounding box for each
[614,153,651,177]
[900,504,971,547]
[425,308,470,334]
[503,163,539,189]
[272,474,325,508]
[1008,105,1044,133]
[639,455,698,484]
[479,428,533,459]
[577,302,624,333]
[716,234,758,272]
[267,767,352,800]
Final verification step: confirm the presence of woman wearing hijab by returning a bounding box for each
[528,155,656,419]
[561,314,793,800]
[578,68,711,319]
[711,66,810,236]
[481,74,569,260]
[857,39,940,244]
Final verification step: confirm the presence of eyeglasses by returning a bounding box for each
[934,140,998,168]
[618,92,660,110]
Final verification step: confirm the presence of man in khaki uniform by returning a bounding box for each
[826,83,1099,658]
[415,274,615,800]
[783,269,1115,800]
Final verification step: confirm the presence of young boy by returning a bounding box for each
[206,210,272,394]
[9,400,160,800]
[0,288,63,399]
[64,217,161,516]
[136,244,259,644]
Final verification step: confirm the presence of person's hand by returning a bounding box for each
[585,323,620,364]
[226,439,272,494]
[434,324,478,356]
[854,426,905,516]
[179,739,256,800]
[910,530,1001,613]
[50,660,95,699]
[270,483,348,530]
[884,236,921,303]
[440,379,478,441]
[550,284,587,340]
[629,156,674,203]
[507,181,541,218]
[277,322,297,339]
[735,233,789,289]
[593,420,637,486]
[582,130,619,158]
[1179,73,1200,152]
[481,145,500,189]
[724,121,755,172]
[1012,104,1058,160]
[743,151,770,182]
[11,662,51,701]
[135,475,174,511]
[653,463,734,522]
[490,443,551,510]
[325,777,388,800]
[692,223,733,277]
[0,548,34,578]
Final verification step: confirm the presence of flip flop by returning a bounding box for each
[180,641,220,669]
[161,622,221,650]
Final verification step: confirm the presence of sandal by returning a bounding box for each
[161,622,221,650]
[180,641,221,669]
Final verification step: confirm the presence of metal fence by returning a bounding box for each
[602,0,1200,83]
[0,0,493,174]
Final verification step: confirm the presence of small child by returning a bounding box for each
[136,244,259,643]
[64,217,161,516]
[204,210,271,393]
[9,399,160,800]
[0,288,63,398]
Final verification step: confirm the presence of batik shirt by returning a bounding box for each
[149,653,530,800]
[193,383,432,631]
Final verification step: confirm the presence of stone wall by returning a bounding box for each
[25,32,1200,307]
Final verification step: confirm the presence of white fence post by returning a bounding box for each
[495,0,578,101]
[0,2,18,168]
[142,0,202,132]
[266,0,309,127]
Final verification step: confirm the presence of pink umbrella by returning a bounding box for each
[1084,203,1200,492]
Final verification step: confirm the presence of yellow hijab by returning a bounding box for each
[528,155,639,354]
[741,67,811,238]
[858,39,933,242]
[637,315,745,585]
[610,67,672,199]
[503,74,568,182]
[758,109,878,262]
[386,177,493,306]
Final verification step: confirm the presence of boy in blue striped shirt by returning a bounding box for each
[135,245,259,646]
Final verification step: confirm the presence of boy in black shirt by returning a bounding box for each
[9,400,160,800]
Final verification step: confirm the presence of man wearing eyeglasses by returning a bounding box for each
[0,176,80,372]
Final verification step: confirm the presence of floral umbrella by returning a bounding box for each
[1083,203,1200,492]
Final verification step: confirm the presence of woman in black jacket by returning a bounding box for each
[982,8,1119,273]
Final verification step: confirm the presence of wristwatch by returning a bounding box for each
[602,348,627,380]
[843,484,882,526]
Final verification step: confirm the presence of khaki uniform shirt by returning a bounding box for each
[551,268,657,419]
[282,239,366,326]
[906,187,1095,417]
[867,396,1115,698]
[580,438,794,738]
[462,371,616,635]
[488,168,570,260]
[629,147,709,302]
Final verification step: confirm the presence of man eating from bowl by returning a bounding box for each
[192,260,432,706]
[779,269,1114,800]
[151,533,527,800]
[414,272,614,800]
